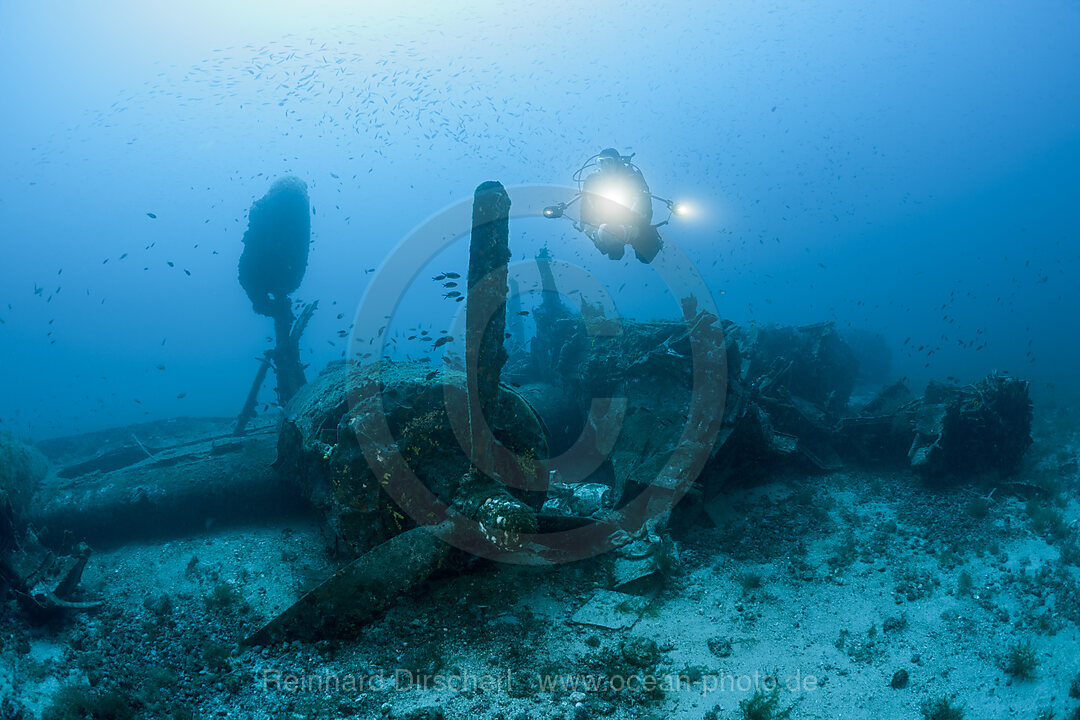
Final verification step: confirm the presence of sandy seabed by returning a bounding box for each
[2,417,1078,720]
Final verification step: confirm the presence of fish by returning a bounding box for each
[146,212,157,219]
[444,272,461,279]
[518,311,529,316]
[444,291,461,298]
[443,281,458,288]
[433,274,446,281]
[431,335,453,349]
[176,392,187,399]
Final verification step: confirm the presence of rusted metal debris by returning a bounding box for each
[2,433,99,618]
[246,523,453,645]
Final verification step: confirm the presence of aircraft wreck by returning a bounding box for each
[9,179,1035,643]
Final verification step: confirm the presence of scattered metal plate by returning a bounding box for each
[570,589,642,630]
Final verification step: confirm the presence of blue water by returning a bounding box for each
[1,0,1077,440]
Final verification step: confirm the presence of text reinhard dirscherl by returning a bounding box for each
[260,668,819,695]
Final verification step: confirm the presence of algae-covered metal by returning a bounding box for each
[277,361,548,557]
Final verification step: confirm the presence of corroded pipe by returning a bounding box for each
[466,181,512,466]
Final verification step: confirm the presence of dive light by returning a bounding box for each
[662,198,691,218]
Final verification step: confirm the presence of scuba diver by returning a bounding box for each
[544,148,687,263]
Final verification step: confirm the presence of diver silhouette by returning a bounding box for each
[545,148,685,264]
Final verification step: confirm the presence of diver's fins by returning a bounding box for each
[632,227,663,263]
